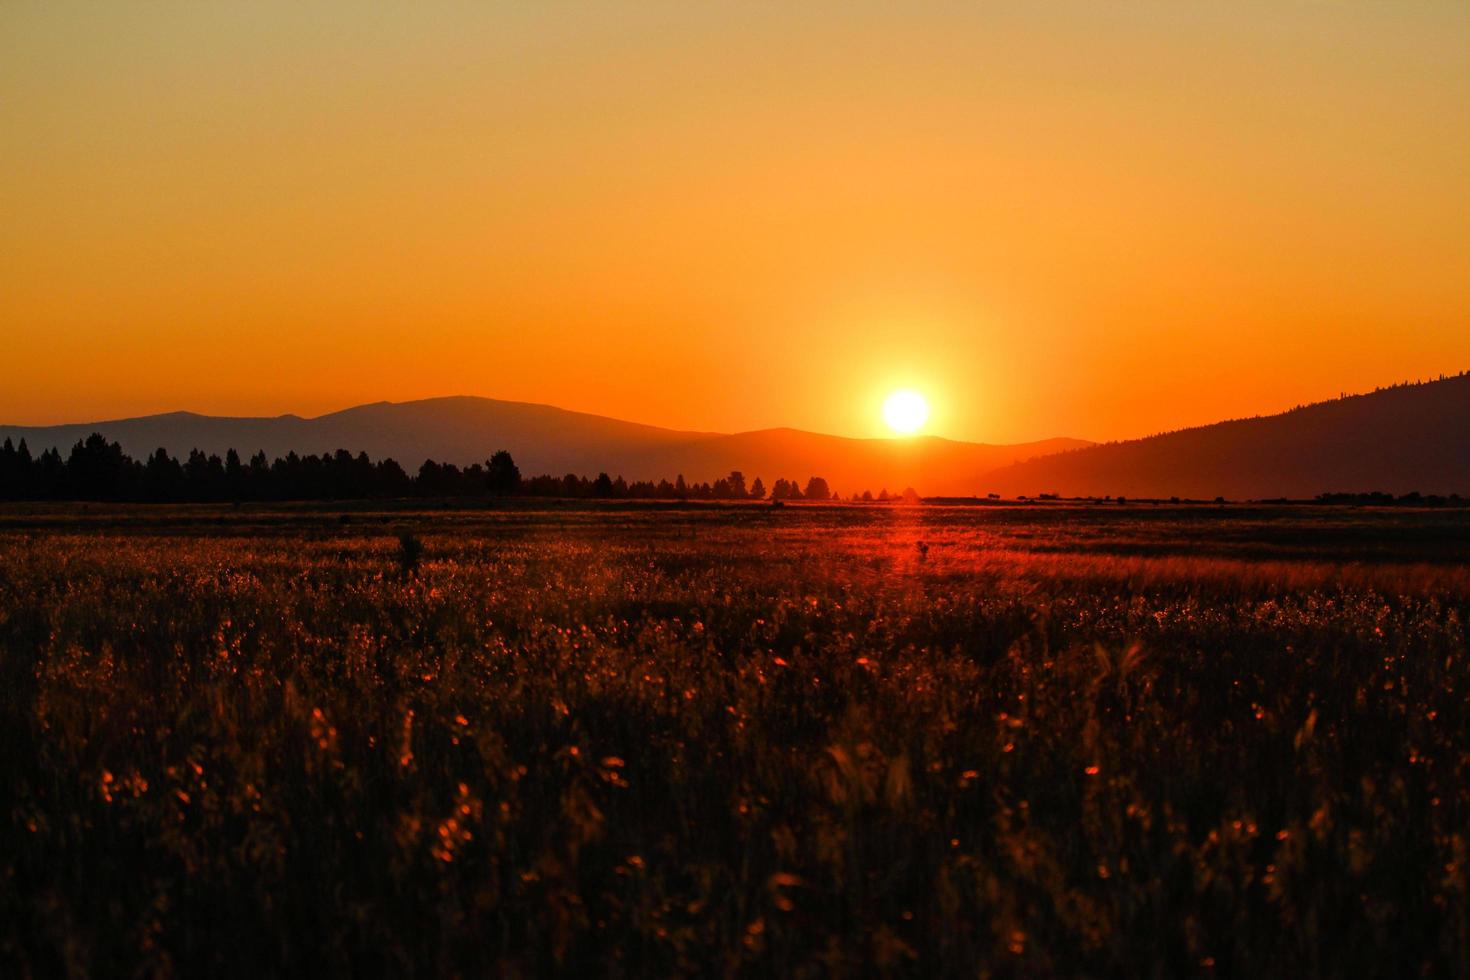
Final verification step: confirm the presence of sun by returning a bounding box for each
[883,389,930,435]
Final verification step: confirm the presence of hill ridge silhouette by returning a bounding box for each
[981,371,1470,499]
[0,397,1087,497]
[8,373,1465,498]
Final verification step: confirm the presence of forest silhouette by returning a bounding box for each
[3,433,1464,507]
[0,434,857,504]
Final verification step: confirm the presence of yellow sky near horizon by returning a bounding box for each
[3,2,1469,443]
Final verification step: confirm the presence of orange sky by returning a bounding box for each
[4,3,1469,443]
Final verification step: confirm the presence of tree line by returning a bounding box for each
[0,434,868,503]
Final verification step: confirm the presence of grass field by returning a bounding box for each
[3,502,1468,977]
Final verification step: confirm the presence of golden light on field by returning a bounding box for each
[883,390,930,436]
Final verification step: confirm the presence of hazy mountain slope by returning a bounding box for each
[0,398,714,478]
[980,374,1470,499]
[0,396,1086,493]
[303,398,717,477]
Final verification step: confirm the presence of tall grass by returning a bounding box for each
[1,504,1467,976]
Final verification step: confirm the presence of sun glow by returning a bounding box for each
[883,390,930,435]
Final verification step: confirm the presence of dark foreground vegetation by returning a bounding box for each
[3,503,1469,977]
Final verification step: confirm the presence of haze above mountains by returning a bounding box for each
[2,373,1467,498]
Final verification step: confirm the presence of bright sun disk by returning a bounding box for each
[883,390,929,435]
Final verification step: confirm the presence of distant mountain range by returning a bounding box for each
[4,373,1467,498]
[0,398,1087,497]
[979,373,1470,499]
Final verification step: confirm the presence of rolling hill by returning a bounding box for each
[0,397,1088,497]
[980,373,1470,499]
[11,374,1463,499]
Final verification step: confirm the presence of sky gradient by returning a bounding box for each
[4,2,1469,442]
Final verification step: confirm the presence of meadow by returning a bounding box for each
[2,501,1468,977]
